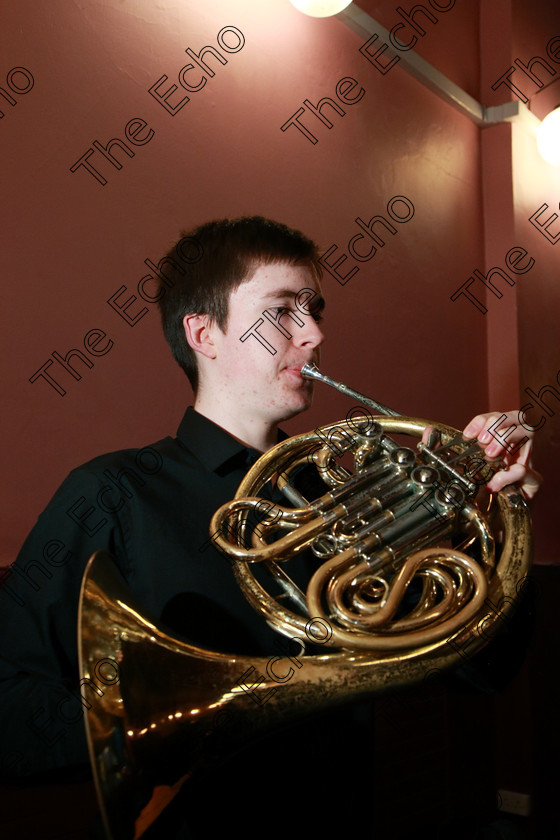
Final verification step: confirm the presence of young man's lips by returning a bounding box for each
[283,363,312,379]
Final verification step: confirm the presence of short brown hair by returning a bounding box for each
[157,216,322,391]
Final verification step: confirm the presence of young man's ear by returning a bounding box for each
[183,314,217,360]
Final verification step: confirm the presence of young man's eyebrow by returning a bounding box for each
[260,287,301,301]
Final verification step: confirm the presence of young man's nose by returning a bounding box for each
[293,315,324,349]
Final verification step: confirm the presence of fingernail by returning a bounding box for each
[479,431,491,443]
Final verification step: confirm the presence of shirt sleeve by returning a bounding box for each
[0,466,128,778]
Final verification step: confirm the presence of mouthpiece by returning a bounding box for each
[301,363,400,417]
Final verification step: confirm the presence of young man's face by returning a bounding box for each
[210,262,325,425]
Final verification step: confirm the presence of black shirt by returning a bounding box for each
[0,407,301,778]
[2,407,529,838]
[1,408,375,840]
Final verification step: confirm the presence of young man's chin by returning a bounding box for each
[278,393,313,423]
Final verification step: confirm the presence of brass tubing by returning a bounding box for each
[306,548,488,650]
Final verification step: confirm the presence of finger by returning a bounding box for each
[486,463,542,499]
[463,412,510,442]
[520,468,543,500]
[462,412,533,465]
[421,425,433,445]
[462,415,489,439]
[483,430,534,463]
[464,411,534,444]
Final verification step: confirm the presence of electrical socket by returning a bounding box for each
[497,789,531,816]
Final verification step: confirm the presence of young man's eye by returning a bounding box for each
[268,305,323,324]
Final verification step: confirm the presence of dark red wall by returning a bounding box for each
[0,2,557,557]
[2,2,560,837]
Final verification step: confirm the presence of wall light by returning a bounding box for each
[537,106,560,166]
[289,0,352,17]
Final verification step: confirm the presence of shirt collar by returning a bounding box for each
[176,406,287,474]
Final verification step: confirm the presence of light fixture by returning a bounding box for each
[537,106,560,166]
[289,0,352,17]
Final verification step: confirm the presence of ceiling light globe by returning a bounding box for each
[289,0,353,18]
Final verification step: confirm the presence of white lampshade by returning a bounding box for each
[537,106,560,166]
[289,0,352,17]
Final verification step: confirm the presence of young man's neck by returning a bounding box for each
[193,395,279,453]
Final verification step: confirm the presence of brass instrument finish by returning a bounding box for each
[79,365,532,839]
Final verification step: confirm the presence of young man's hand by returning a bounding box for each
[461,411,541,500]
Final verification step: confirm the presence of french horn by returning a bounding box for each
[79,364,532,839]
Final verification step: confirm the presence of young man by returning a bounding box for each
[0,217,540,835]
